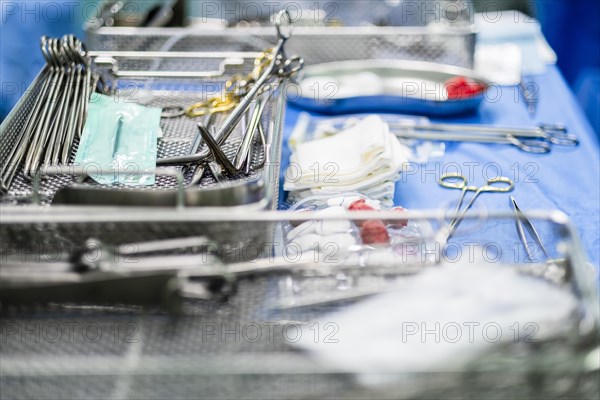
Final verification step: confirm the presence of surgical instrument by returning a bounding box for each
[24,37,92,178]
[22,38,67,177]
[438,173,514,241]
[0,236,219,310]
[197,124,240,177]
[188,163,207,186]
[510,196,549,261]
[184,113,216,186]
[191,93,270,180]
[388,120,578,154]
[509,197,569,284]
[207,161,227,182]
[235,93,271,171]
[161,105,186,118]
[157,9,303,166]
[0,35,93,190]
[0,236,322,311]
[183,82,273,182]
[520,76,539,118]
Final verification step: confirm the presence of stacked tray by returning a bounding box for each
[0,210,598,399]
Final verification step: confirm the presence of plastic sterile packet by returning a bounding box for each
[289,112,446,163]
[276,193,438,310]
[74,93,161,186]
[283,193,434,261]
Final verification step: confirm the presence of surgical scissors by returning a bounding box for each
[389,121,578,154]
[157,9,303,166]
[183,90,270,185]
[439,173,514,240]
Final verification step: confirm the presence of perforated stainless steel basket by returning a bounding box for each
[86,0,477,68]
[1,209,598,399]
[0,44,287,209]
[86,23,476,69]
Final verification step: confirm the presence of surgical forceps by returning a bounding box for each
[0,35,93,191]
[438,173,514,241]
[157,9,303,166]
[508,197,569,283]
[510,196,549,261]
[389,121,578,154]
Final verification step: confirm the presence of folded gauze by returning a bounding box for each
[288,180,397,209]
[285,115,409,191]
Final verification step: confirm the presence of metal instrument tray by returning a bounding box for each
[1,209,598,399]
[0,49,286,209]
[86,24,476,69]
[288,59,490,115]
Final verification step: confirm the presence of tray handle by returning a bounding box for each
[33,166,186,207]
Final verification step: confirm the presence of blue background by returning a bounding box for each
[281,66,600,267]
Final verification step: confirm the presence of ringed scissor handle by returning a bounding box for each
[438,174,515,239]
[439,173,476,191]
[479,176,515,193]
[536,124,579,146]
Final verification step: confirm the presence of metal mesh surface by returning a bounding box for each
[1,212,598,399]
[0,47,285,209]
[86,25,476,69]
[85,0,476,68]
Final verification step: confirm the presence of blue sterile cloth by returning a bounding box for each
[279,66,600,268]
[0,0,91,121]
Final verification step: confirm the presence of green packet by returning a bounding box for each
[74,93,161,186]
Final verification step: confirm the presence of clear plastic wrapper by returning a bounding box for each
[74,93,161,185]
[277,193,437,309]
